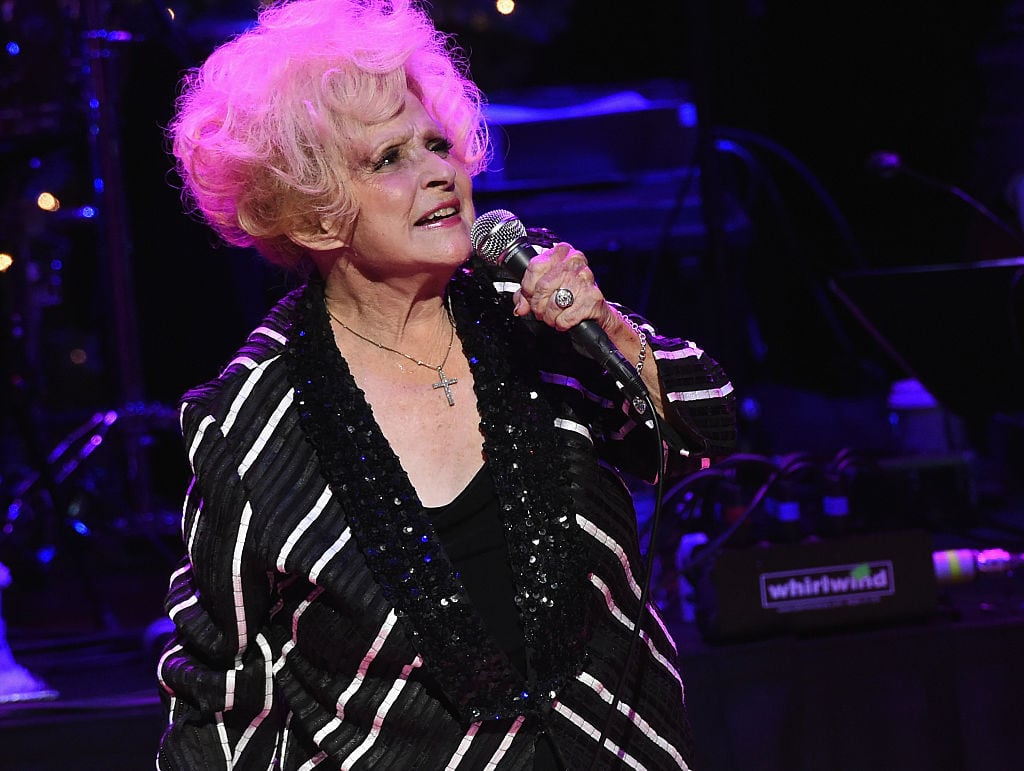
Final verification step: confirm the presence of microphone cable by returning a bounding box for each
[588,385,667,768]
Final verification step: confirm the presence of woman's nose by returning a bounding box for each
[421,152,456,188]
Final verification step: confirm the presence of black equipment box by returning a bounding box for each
[694,529,939,643]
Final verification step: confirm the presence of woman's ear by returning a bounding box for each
[288,218,350,252]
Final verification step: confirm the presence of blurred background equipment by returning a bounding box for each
[0,561,57,704]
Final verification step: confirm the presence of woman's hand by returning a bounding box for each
[510,242,617,333]
[511,241,663,410]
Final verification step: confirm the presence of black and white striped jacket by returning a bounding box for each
[156,259,735,770]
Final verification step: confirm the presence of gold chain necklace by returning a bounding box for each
[324,297,459,406]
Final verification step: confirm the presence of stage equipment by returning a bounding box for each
[0,562,57,704]
[932,546,1024,585]
[866,150,1024,253]
[473,84,712,256]
[1,2,185,631]
[657,447,1004,643]
[829,257,1024,417]
[686,519,1024,644]
[692,529,940,643]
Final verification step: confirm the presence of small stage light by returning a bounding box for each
[36,192,60,212]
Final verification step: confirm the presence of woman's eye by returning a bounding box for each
[429,138,453,156]
[373,148,400,170]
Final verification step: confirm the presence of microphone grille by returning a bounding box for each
[471,209,526,266]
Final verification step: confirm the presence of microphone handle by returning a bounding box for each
[499,242,650,403]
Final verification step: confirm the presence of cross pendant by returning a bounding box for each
[432,367,458,406]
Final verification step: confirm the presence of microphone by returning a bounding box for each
[932,547,1024,586]
[866,150,1024,250]
[470,209,650,407]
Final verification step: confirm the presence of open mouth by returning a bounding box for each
[415,205,459,226]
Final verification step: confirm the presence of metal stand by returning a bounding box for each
[82,0,154,524]
[0,562,58,704]
[0,2,178,634]
[686,0,738,369]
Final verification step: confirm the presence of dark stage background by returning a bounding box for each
[2,1,1024,769]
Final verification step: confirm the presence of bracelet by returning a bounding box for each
[613,306,647,374]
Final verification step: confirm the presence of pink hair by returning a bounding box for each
[169,0,490,270]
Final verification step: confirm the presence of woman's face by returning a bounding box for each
[340,91,475,280]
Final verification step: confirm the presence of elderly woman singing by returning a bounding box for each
[155,1,735,768]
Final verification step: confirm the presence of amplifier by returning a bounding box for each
[693,529,939,643]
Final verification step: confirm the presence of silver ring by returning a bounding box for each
[553,287,575,309]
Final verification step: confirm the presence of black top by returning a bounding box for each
[429,465,562,770]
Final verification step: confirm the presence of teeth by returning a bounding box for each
[424,207,455,222]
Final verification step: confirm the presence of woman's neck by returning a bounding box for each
[320,260,452,346]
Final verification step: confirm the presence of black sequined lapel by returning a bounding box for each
[285,259,589,724]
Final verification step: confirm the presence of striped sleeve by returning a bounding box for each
[156,397,284,771]
[538,300,736,480]
[641,314,736,475]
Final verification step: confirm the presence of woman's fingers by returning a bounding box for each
[516,243,606,329]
